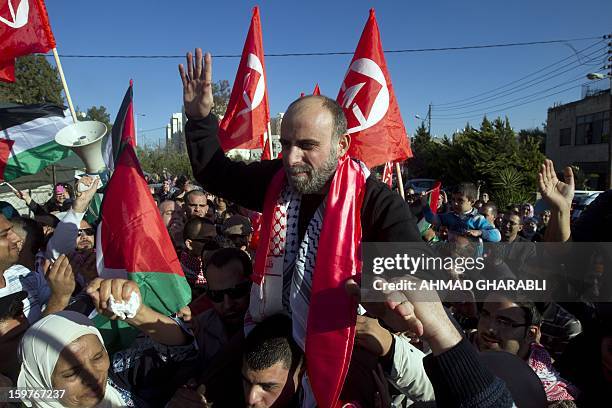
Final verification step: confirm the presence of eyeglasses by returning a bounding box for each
[480,309,528,330]
[78,228,95,236]
[206,281,251,303]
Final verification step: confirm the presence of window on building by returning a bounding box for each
[559,128,571,146]
[575,111,608,145]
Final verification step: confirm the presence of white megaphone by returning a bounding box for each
[55,121,107,174]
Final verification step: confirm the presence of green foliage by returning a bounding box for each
[211,80,231,117]
[136,147,193,179]
[518,127,546,153]
[405,115,545,209]
[0,55,64,105]
[85,105,112,130]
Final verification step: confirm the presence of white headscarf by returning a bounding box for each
[17,311,127,408]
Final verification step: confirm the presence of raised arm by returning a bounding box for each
[180,48,281,212]
[538,159,574,242]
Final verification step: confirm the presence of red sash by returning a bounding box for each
[253,155,366,407]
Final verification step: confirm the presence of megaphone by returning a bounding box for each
[55,121,107,174]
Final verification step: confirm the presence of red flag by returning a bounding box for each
[218,6,270,152]
[381,161,393,187]
[312,83,321,95]
[0,139,15,181]
[429,180,442,212]
[98,145,190,308]
[337,9,412,168]
[0,0,56,82]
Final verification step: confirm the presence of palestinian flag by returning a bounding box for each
[93,144,191,350]
[0,103,73,181]
[417,180,442,235]
[103,80,135,172]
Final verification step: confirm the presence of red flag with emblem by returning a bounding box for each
[218,6,270,152]
[0,0,56,82]
[337,9,412,168]
[381,161,393,187]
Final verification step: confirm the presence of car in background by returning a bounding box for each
[404,178,437,194]
[571,190,602,221]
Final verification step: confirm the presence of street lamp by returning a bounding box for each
[135,113,146,146]
[586,71,612,188]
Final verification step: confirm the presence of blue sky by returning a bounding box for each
[43,0,611,147]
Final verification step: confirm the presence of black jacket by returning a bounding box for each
[185,114,421,243]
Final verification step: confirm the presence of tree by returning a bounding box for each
[85,106,112,130]
[518,127,546,153]
[0,55,64,105]
[136,147,193,179]
[404,115,544,209]
[211,80,231,117]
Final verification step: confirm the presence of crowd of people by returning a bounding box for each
[0,48,610,408]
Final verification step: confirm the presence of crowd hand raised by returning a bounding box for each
[86,278,142,320]
[179,48,214,120]
[538,158,574,213]
[14,189,31,204]
[355,315,394,357]
[73,175,99,213]
[166,380,211,408]
[44,255,76,299]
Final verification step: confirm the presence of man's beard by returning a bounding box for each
[286,149,339,194]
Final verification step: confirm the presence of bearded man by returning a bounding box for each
[180,49,421,407]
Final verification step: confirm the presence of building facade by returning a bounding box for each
[546,89,610,190]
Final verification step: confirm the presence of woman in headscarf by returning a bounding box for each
[18,310,136,407]
[521,203,535,221]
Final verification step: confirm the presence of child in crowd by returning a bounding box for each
[423,182,501,242]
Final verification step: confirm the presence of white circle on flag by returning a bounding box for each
[339,58,390,134]
[238,53,266,116]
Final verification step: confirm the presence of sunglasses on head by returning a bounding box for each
[205,281,251,303]
[78,228,95,236]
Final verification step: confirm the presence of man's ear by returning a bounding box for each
[526,325,539,341]
[185,239,193,251]
[338,134,350,157]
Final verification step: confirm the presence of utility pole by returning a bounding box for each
[427,103,432,136]
[607,34,612,189]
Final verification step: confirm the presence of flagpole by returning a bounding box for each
[395,163,405,199]
[267,122,274,158]
[51,48,78,123]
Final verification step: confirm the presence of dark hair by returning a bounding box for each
[506,210,523,224]
[453,182,477,202]
[204,247,252,278]
[517,301,543,327]
[284,95,347,143]
[183,216,216,240]
[244,314,303,372]
[11,217,44,254]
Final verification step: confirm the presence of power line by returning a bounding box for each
[433,70,592,119]
[432,81,591,122]
[433,46,608,112]
[42,36,602,59]
[434,39,606,107]
[139,126,166,133]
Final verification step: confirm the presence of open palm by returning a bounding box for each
[179,48,214,120]
[538,159,574,212]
